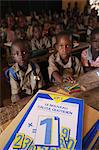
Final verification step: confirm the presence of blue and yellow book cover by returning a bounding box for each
[4,90,84,150]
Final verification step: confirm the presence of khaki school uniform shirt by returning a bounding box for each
[10,63,44,102]
[31,36,51,50]
[48,52,83,81]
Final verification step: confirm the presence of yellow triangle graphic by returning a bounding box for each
[49,93,70,103]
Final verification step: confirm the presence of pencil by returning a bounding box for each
[68,83,79,90]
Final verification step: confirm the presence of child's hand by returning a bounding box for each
[81,50,89,66]
[90,59,99,67]
[64,76,76,84]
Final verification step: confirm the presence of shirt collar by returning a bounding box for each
[26,64,32,75]
[56,53,72,68]
[13,63,32,75]
[13,63,20,72]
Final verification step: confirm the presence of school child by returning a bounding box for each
[51,23,63,48]
[48,32,83,84]
[31,25,51,50]
[81,27,99,72]
[15,28,27,40]
[87,17,94,41]
[6,15,15,42]
[5,39,44,103]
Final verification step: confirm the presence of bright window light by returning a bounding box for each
[89,0,99,16]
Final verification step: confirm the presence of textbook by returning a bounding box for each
[3,91,84,150]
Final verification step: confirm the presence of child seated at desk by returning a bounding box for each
[31,25,51,50]
[81,27,99,72]
[6,15,15,42]
[48,32,83,85]
[7,39,44,103]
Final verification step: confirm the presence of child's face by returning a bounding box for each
[92,33,99,51]
[89,19,93,27]
[12,43,29,66]
[44,23,49,30]
[56,36,72,60]
[55,25,61,34]
[7,16,14,28]
[15,29,22,39]
[33,27,41,39]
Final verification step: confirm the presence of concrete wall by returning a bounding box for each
[62,0,87,12]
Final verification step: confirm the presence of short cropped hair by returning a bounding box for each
[56,32,71,44]
[11,39,31,53]
[91,27,99,40]
[33,25,40,32]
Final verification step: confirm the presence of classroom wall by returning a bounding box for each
[1,0,62,18]
[62,0,87,12]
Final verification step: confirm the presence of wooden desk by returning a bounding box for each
[73,87,99,110]
[30,42,89,64]
[31,53,49,63]
[0,90,98,149]
[72,42,89,53]
[72,42,89,60]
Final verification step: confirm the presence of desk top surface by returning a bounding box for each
[72,42,89,52]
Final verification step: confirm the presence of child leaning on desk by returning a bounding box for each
[6,39,44,103]
[48,32,83,85]
[81,27,99,72]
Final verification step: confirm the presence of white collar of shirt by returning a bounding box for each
[56,53,72,68]
[14,63,32,75]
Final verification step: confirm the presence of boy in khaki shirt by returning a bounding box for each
[48,32,83,84]
[31,25,51,50]
[9,39,44,103]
